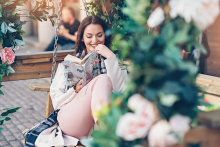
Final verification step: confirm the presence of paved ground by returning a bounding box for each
[0,77,50,146]
[0,35,51,147]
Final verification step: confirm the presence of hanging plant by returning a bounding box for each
[83,0,128,29]
[0,0,58,130]
[81,0,220,146]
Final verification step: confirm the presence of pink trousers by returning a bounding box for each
[57,74,113,139]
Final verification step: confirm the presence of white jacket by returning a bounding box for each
[50,54,128,110]
[35,54,128,146]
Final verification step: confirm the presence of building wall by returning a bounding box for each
[206,14,220,77]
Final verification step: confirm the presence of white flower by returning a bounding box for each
[148,120,178,147]
[116,113,152,141]
[169,114,191,138]
[147,7,165,28]
[169,0,220,30]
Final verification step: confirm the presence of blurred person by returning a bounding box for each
[45,6,80,51]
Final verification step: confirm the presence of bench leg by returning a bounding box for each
[46,92,54,117]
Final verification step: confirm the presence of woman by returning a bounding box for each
[34,15,127,146]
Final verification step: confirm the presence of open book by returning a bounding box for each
[64,51,94,65]
[61,51,101,91]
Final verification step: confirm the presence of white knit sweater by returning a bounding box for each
[50,54,128,110]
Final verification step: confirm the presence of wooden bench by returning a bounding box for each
[2,50,74,117]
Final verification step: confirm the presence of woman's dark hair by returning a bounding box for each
[74,15,112,55]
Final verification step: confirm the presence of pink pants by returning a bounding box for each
[57,74,113,139]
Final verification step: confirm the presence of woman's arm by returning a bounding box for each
[50,63,77,110]
[95,44,128,92]
[62,32,77,42]
[104,54,128,93]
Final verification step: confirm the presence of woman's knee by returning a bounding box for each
[96,74,113,89]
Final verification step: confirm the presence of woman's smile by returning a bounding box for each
[82,24,105,53]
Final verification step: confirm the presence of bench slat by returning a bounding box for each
[29,83,50,91]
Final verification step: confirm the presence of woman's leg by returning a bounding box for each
[57,74,113,139]
[44,35,74,51]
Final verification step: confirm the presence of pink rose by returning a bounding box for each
[116,113,152,141]
[148,120,178,147]
[169,114,191,138]
[128,94,158,123]
[1,48,15,65]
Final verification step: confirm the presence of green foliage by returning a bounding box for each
[84,0,128,30]
[0,0,57,130]
[0,0,57,48]
[82,0,208,146]
[0,107,20,131]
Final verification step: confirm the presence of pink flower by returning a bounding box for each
[169,114,191,138]
[116,113,152,141]
[128,94,158,123]
[1,48,15,65]
[116,94,159,141]
[148,120,178,147]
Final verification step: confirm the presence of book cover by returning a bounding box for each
[61,51,101,91]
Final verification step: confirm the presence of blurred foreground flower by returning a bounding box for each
[128,94,158,122]
[0,47,15,65]
[147,7,165,28]
[116,113,152,141]
[169,114,191,138]
[92,102,109,122]
[148,114,191,147]
[169,0,220,30]
[148,120,178,147]
[116,94,158,141]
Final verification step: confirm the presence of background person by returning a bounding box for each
[44,6,80,51]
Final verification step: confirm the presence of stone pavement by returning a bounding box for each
[0,77,50,147]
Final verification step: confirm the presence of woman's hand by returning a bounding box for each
[75,79,92,93]
[95,44,114,59]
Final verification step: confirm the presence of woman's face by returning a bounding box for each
[62,9,73,23]
[82,24,105,53]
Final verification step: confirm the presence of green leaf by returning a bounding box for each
[5,117,11,121]
[1,112,9,116]
[6,66,15,75]
[0,90,4,95]
[4,107,20,115]
[0,117,6,121]
[15,39,25,45]
[0,127,3,131]
[160,93,179,107]
[194,42,207,55]
[29,16,36,20]
[6,107,21,111]
[7,26,17,33]
[1,22,7,34]
[17,29,26,35]
[161,22,174,43]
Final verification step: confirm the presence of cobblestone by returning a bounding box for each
[0,78,49,146]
